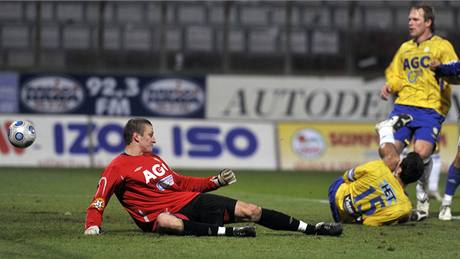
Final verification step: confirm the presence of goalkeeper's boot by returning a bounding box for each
[439,205,452,221]
[233,226,256,237]
[375,114,413,133]
[314,222,342,236]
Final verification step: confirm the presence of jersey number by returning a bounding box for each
[354,187,385,215]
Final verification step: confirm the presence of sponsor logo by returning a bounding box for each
[380,180,396,205]
[343,194,359,217]
[141,79,205,116]
[54,122,127,154]
[173,126,258,157]
[143,162,170,184]
[54,121,258,159]
[157,175,174,191]
[21,76,85,113]
[403,56,430,70]
[92,198,105,211]
[292,128,325,159]
[329,132,378,147]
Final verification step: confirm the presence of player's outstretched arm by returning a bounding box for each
[212,168,236,187]
[431,60,460,77]
[431,60,460,84]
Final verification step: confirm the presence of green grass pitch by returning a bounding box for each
[1,167,459,258]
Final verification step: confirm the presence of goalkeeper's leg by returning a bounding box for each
[235,201,342,236]
[155,212,256,237]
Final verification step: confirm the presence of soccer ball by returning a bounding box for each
[8,120,36,148]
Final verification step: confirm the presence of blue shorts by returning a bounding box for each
[388,104,445,146]
[328,177,344,223]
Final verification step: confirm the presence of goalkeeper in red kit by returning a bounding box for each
[84,118,342,237]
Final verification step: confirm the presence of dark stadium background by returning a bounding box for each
[1,2,460,258]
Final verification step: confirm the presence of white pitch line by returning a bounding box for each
[226,191,330,204]
[0,192,90,198]
[0,191,330,204]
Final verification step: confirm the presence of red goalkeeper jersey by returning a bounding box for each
[85,153,219,229]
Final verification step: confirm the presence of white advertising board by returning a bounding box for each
[207,75,460,122]
[207,75,391,121]
[0,115,90,167]
[89,117,277,170]
[0,115,276,170]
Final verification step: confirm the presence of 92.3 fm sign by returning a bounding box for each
[19,74,206,118]
[54,118,276,169]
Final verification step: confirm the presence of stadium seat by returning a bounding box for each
[186,26,213,52]
[2,25,29,49]
[240,6,269,26]
[300,7,331,28]
[116,3,144,24]
[289,31,308,54]
[0,2,23,21]
[41,25,60,49]
[56,2,84,23]
[123,26,151,51]
[166,28,182,51]
[363,8,392,29]
[145,3,163,24]
[63,26,91,49]
[104,27,121,50]
[7,50,34,67]
[436,9,454,29]
[178,5,206,25]
[311,30,339,54]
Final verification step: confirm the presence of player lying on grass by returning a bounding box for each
[328,115,425,226]
[430,59,460,220]
[84,118,342,237]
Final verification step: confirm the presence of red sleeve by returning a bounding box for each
[85,164,122,229]
[172,171,219,192]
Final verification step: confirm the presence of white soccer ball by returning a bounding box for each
[8,120,36,148]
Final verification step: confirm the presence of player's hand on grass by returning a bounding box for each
[380,84,392,100]
[212,168,236,187]
[84,225,101,235]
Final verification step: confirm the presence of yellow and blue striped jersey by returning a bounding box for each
[385,35,458,116]
[335,160,412,226]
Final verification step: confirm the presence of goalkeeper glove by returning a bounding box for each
[212,168,236,187]
[84,225,101,235]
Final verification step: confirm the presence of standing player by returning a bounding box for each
[438,131,460,220]
[329,115,425,226]
[430,59,460,220]
[379,4,459,216]
[84,118,342,237]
